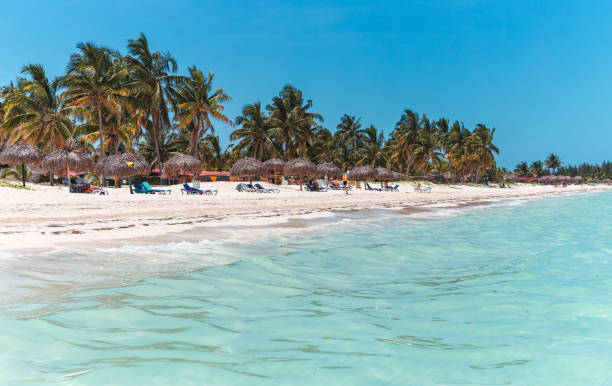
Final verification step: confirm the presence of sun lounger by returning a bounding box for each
[236,183,256,192]
[414,186,432,193]
[142,182,171,195]
[305,183,327,192]
[255,183,279,193]
[365,183,382,191]
[384,184,400,192]
[181,183,204,195]
[134,183,150,194]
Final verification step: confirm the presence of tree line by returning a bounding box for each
[1,33,501,182]
[514,154,611,179]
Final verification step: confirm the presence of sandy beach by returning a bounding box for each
[0,181,608,253]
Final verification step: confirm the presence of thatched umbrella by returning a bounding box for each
[317,162,342,178]
[98,153,150,193]
[572,176,584,184]
[231,157,265,184]
[350,165,377,181]
[0,141,45,187]
[391,171,405,181]
[375,167,393,188]
[264,158,285,184]
[41,148,94,191]
[284,158,317,191]
[163,154,202,183]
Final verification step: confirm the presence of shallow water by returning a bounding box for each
[1,191,611,385]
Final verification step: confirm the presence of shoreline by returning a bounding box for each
[0,181,609,255]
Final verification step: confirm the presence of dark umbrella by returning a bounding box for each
[375,167,393,188]
[41,148,94,191]
[98,153,150,193]
[264,158,285,184]
[231,157,265,184]
[0,141,45,187]
[284,158,317,191]
[317,162,342,178]
[163,154,202,184]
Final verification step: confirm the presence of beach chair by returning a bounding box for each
[134,183,150,194]
[385,184,400,192]
[255,183,279,193]
[142,182,171,195]
[416,186,432,193]
[365,183,382,191]
[305,183,327,192]
[236,183,255,192]
[181,183,203,195]
[246,183,262,192]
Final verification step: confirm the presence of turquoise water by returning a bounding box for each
[1,191,612,385]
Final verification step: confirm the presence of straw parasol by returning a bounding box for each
[317,162,342,178]
[375,167,393,188]
[97,153,150,193]
[0,141,45,187]
[284,158,317,190]
[231,157,265,184]
[41,148,94,191]
[391,171,405,181]
[264,158,285,184]
[572,176,584,184]
[163,154,202,179]
[350,165,377,181]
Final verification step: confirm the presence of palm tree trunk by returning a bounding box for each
[21,164,26,187]
[97,103,105,186]
[152,114,164,184]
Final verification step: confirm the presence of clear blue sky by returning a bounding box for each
[1,0,611,168]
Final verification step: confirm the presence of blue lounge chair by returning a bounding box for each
[142,182,171,195]
[134,183,149,194]
[305,183,327,192]
[365,183,382,191]
[236,183,256,192]
[385,184,400,192]
[255,183,279,193]
[181,183,203,195]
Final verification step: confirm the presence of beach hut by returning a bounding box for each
[163,154,202,184]
[0,141,45,187]
[41,147,94,191]
[375,167,393,188]
[263,158,285,184]
[284,158,317,190]
[317,162,342,178]
[97,153,150,193]
[350,165,377,189]
[231,157,265,185]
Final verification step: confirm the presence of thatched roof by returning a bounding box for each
[263,158,285,172]
[317,162,342,178]
[505,173,518,182]
[391,171,405,181]
[41,149,94,175]
[284,158,317,176]
[375,167,394,181]
[350,165,377,180]
[0,141,45,166]
[97,153,150,179]
[163,154,202,177]
[231,157,265,176]
[572,176,584,181]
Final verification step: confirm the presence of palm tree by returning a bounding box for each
[199,135,233,171]
[336,114,363,151]
[308,128,336,163]
[514,161,529,177]
[529,160,545,177]
[231,102,275,160]
[387,109,420,175]
[445,121,471,181]
[3,64,73,151]
[62,43,127,161]
[267,85,322,159]
[357,125,386,167]
[170,66,232,156]
[545,153,561,174]
[467,124,499,182]
[126,33,178,170]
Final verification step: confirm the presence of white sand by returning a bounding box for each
[0,180,609,253]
